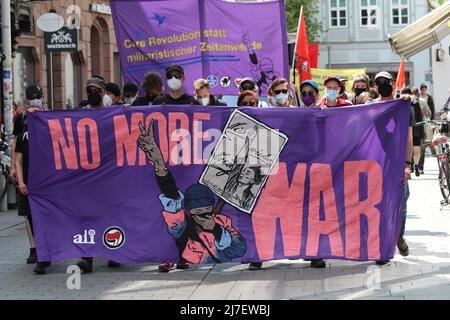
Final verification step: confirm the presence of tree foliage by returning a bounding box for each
[285,0,323,44]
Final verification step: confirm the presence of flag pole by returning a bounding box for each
[291,6,303,85]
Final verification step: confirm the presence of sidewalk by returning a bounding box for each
[1,158,450,300]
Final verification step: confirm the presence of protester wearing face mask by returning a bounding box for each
[238,77,269,108]
[83,78,107,109]
[193,79,227,106]
[78,75,105,108]
[267,78,293,107]
[299,80,320,107]
[77,78,121,273]
[11,84,45,268]
[132,72,164,106]
[318,77,353,108]
[370,71,413,266]
[122,82,139,106]
[351,75,370,104]
[105,82,123,107]
[152,65,200,106]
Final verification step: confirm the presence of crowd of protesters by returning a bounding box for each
[11,63,450,275]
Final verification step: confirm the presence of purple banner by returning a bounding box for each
[28,101,410,264]
[110,0,289,96]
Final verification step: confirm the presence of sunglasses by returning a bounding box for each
[301,91,314,96]
[167,73,182,79]
[29,94,43,100]
[274,89,288,95]
[87,88,103,95]
[241,101,257,107]
[241,85,255,91]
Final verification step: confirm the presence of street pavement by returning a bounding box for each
[1,158,450,300]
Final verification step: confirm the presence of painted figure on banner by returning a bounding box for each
[242,30,279,96]
[137,120,247,264]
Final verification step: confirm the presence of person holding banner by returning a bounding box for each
[318,77,353,108]
[105,82,123,107]
[122,82,139,106]
[193,79,227,106]
[267,78,295,108]
[132,72,164,106]
[372,71,414,263]
[351,75,370,105]
[76,77,122,273]
[299,80,320,107]
[152,65,200,106]
[13,89,51,274]
[82,78,108,109]
[238,78,268,108]
[12,84,45,266]
[237,91,259,108]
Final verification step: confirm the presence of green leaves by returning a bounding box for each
[286,0,323,43]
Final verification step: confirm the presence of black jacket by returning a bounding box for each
[209,95,227,106]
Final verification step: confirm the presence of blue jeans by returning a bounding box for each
[400,182,410,237]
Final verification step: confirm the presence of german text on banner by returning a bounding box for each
[110,0,289,96]
[28,102,410,264]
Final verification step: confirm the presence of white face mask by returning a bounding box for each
[29,99,43,108]
[275,93,289,105]
[198,97,209,106]
[168,78,182,91]
[103,95,113,107]
[125,97,136,105]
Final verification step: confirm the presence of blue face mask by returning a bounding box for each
[326,90,338,102]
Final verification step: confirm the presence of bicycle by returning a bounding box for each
[423,119,450,206]
[0,128,17,204]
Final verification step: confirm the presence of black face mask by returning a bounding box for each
[354,88,367,97]
[88,93,103,106]
[339,85,346,95]
[378,83,393,97]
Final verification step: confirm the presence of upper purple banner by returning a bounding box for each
[28,101,410,264]
[110,0,289,96]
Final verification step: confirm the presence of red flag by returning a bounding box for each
[395,59,405,92]
[293,7,311,83]
[308,43,319,69]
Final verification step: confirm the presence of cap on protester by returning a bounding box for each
[336,75,347,83]
[184,184,215,211]
[25,84,43,99]
[105,82,121,97]
[165,64,184,76]
[374,71,393,82]
[420,83,428,89]
[123,82,139,97]
[239,77,257,90]
[300,80,319,94]
[86,77,106,90]
[323,76,341,87]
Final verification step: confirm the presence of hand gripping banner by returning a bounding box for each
[28,101,410,264]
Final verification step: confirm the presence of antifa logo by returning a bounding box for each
[103,227,125,249]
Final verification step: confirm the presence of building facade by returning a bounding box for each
[317,0,432,89]
[12,0,121,110]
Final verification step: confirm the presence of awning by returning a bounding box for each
[389,1,450,59]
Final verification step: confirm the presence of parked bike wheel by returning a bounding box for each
[0,172,7,202]
[438,159,450,201]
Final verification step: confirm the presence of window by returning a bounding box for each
[392,0,409,26]
[330,0,347,28]
[360,0,378,27]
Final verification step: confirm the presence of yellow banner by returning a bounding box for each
[312,68,366,96]
[292,68,366,97]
